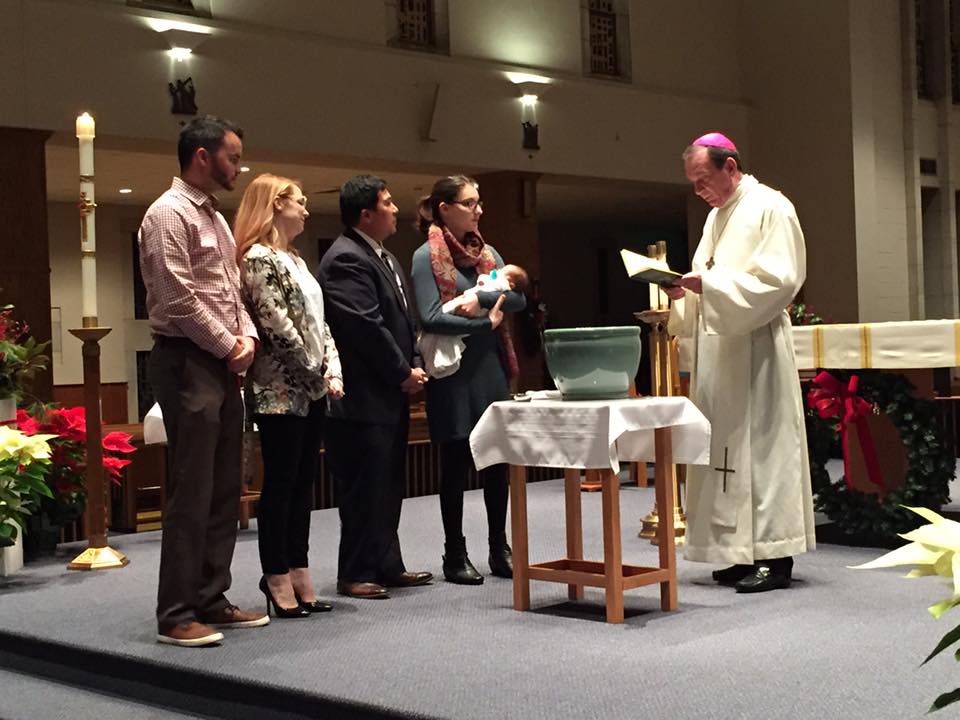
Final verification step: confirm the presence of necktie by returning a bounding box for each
[380,252,408,309]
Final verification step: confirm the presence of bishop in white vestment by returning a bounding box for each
[667,132,815,593]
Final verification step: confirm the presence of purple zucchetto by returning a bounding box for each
[691,132,737,152]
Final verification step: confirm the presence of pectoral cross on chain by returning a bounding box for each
[714,447,735,492]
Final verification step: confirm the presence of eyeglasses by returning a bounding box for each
[450,198,483,211]
[279,193,307,208]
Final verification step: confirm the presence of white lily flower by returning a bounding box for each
[849,506,960,618]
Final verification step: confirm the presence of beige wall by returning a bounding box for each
[850,0,912,321]
[741,0,859,322]
[2,0,747,187]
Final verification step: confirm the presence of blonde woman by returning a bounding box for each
[235,174,343,618]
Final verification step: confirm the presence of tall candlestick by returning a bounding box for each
[656,240,669,309]
[646,244,659,310]
[76,112,97,326]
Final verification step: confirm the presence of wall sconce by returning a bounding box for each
[505,71,552,153]
[520,94,540,150]
[145,17,213,60]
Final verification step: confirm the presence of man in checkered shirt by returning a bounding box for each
[139,115,269,647]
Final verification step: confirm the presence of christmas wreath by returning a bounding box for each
[805,370,953,538]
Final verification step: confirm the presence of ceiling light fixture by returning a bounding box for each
[240,166,250,172]
[119,188,133,194]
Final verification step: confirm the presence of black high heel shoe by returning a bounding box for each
[294,591,333,613]
[259,577,310,618]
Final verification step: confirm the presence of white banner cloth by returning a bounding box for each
[792,319,960,370]
[469,396,711,473]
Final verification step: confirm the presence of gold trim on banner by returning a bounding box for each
[955,321,960,367]
[860,325,872,368]
[813,326,824,368]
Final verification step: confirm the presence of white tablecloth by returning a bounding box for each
[469,396,711,473]
[793,319,960,370]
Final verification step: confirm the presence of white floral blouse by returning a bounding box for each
[240,243,342,416]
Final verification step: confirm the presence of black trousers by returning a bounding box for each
[325,414,408,583]
[149,336,242,632]
[255,401,324,575]
[438,439,508,546]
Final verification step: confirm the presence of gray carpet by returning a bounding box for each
[0,463,958,720]
[0,666,206,720]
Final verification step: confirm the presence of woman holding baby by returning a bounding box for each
[410,175,528,585]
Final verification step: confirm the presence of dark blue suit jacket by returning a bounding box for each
[317,228,420,425]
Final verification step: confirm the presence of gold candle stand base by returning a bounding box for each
[68,545,129,571]
[639,506,687,545]
[635,308,687,546]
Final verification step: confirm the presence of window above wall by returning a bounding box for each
[387,0,450,54]
[581,0,631,81]
[127,0,211,18]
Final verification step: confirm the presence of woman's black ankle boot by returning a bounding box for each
[488,534,513,579]
[442,536,483,585]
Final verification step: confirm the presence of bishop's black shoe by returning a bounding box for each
[735,557,793,594]
[711,564,754,585]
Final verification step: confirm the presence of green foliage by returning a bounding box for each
[788,301,825,326]
[806,371,953,537]
[0,306,50,401]
[0,428,55,546]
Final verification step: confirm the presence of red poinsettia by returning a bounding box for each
[16,404,137,524]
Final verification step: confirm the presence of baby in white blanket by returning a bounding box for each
[420,264,528,378]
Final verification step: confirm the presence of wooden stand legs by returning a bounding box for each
[510,464,530,611]
[508,427,679,623]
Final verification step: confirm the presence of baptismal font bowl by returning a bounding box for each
[543,326,642,400]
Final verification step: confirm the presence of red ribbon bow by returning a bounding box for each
[807,371,884,490]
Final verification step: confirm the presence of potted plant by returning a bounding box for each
[0,424,56,575]
[16,405,135,556]
[0,306,50,419]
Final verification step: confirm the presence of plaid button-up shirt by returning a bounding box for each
[138,177,257,359]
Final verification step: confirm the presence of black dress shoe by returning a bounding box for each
[294,592,333,613]
[336,580,389,599]
[735,558,793,594]
[382,571,433,587]
[259,577,310,618]
[712,564,754,585]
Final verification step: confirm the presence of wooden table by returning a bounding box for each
[470,396,711,624]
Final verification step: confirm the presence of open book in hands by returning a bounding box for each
[620,249,682,287]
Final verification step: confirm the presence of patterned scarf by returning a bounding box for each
[427,223,518,379]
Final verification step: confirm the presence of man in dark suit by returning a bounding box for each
[318,175,432,599]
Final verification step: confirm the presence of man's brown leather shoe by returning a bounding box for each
[382,571,433,587]
[156,621,223,647]
[198,604,270,628]
[337,580,390,599]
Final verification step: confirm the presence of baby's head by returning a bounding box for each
[500,264,529,292]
